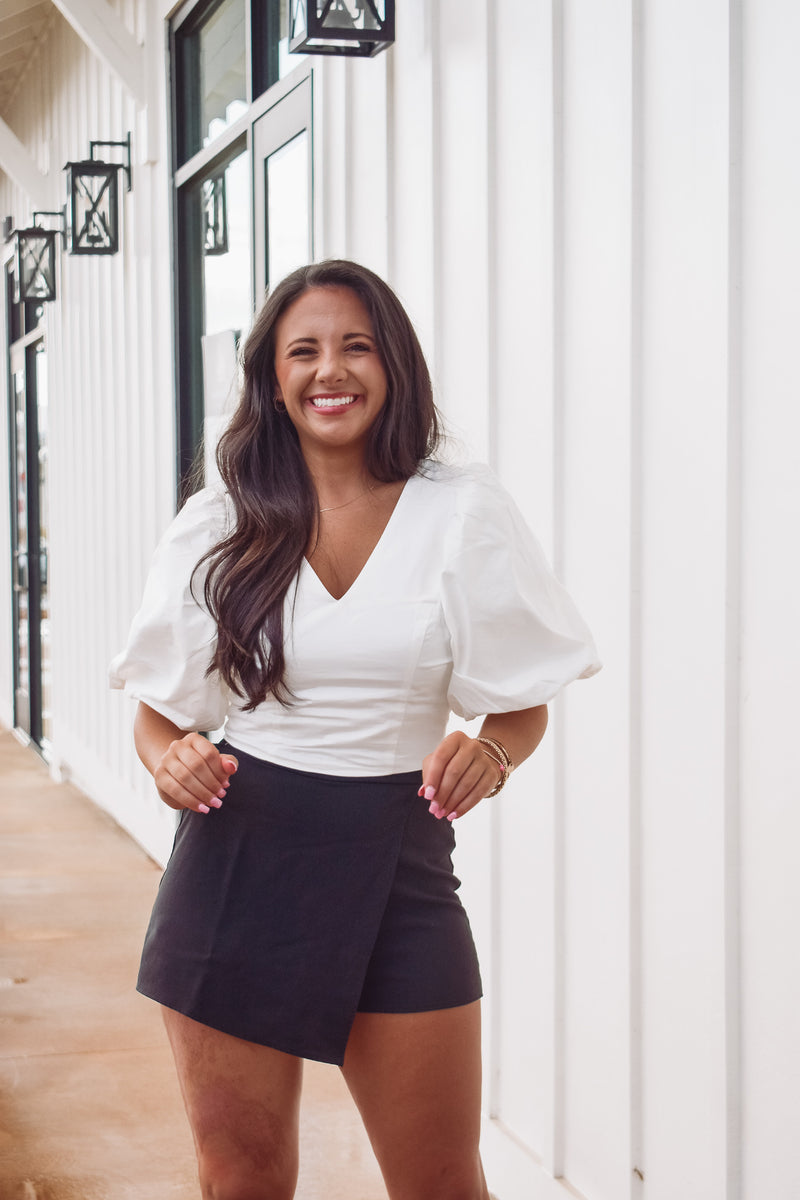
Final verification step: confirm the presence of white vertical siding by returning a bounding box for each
[638,5,731,1197]
[384,0,437,375]
[0,5,178,859]
[559,1,635,1195]
[490,2,559,1165]
[320,4,800,1199]
[739,2,800,1195]
[0,3,797,1198]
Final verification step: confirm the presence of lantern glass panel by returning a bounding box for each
[318,0,384,31]
[289,0,393,56]
[15,232,56,303]
[69,164,119,254]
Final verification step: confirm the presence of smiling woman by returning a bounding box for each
[109,259,600,1200]
[273,285,388,465]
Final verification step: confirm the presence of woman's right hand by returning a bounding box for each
[154,732,238,814]
[134,703,238,814]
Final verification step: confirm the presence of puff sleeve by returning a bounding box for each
[441,467,601,721]
[109,487,232,731]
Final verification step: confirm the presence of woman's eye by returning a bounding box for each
[346,342,371,353]
[288,346,314,357]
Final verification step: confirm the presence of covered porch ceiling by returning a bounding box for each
[0,0,54,121]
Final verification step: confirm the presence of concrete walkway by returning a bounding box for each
[0,730,387,1200]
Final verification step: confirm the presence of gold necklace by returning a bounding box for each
[318,484,375,514]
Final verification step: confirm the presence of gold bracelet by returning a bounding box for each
[477,738,513,798]
[481,750,507,797]
[476,736,514,774]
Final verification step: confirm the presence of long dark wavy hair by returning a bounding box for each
[195,259,441,710]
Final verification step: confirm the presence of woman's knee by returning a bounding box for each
[386,1156,489,1200]
[161,1010,302,1198]
[191,1096,299,1199]
[196,1135,298,1200]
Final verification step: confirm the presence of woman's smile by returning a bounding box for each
[308,392,362,410]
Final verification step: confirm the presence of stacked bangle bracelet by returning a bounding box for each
[476,736,514,798]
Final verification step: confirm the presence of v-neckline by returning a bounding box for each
[303,475,414,602]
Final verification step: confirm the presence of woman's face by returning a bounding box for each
[273,286,388,462]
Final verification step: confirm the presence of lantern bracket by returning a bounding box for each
[31,209,67,246]
[88,132,132,191]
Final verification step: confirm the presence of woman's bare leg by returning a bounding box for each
[341,1001,490,1200]
[162,1008,304,1200]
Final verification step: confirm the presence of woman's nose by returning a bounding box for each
[316,348,346,383]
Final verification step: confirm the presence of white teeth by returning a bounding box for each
[311,395,357,408]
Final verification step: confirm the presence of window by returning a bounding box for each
[6,265,49,750]
[170,0,311,496]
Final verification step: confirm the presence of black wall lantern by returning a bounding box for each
[289,0,395,57]
[64,133,132,255]
[13,211,66,303]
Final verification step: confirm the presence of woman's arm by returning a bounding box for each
[134,702,238,815]
[420,704,548,822]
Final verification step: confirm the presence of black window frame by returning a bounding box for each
[169,0,310,501]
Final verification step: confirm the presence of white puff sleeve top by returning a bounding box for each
[110,462,600,775]
[109,487,232,733]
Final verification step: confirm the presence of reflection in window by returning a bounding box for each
[266,131,309,288]
[203,175,229,255]
[13,370,28,703]
[35,342,51,747]
[203,149,252,338]
[176,0,294,164]
[199,0,247,147]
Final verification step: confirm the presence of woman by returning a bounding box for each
[111,259,599,1200]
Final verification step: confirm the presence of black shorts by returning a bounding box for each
[136,743,482,1065]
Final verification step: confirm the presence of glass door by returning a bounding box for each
[9,336,50,749]
[253,76,313,300]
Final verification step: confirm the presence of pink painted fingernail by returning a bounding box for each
[198,804,210,814]
[447,812,457,822]
[209,797,223,808]
[429,801,441,816]
[417,786,425,797]
[424,785,436,801]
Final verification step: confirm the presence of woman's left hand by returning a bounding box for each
[419,731,503,823]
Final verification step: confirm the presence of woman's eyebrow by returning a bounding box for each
[285,331,375,347]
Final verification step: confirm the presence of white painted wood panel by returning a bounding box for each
[559,1,634,1195]
[638,3,731,1198]
[345,53,388,277]
[429,0,491,457]
[385,0,436,375]
[318,57,348,258]
[489,0,559,1170]
[739,3,800,1197]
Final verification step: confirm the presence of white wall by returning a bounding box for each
[0,2,797,1198]
[320,3,800,1198]
[0,0,179,860]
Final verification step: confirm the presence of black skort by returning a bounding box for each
[137,743,483,1065]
